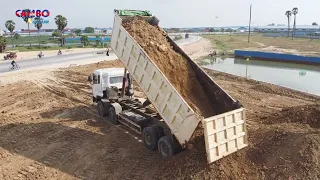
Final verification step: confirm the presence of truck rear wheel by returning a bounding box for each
[158,136,174,159]
[108,106,119,124]
[97,101,106,117]
[142,127,159,150]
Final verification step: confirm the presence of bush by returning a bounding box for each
[174,35,183,41]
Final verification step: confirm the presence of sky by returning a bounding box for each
[0,0,319,30]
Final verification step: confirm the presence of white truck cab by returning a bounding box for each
[89,68,130,101]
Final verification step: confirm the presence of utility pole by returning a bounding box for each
[292,15,296,40]
[248,4,252,43]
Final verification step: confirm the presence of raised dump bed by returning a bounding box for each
[111,9,248,163]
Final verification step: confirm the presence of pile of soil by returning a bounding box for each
[122,18,214,117]
[265,104,320,128]
[251,83,299,98]
[247,125,320,180]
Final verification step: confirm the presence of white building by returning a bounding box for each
[254,25,320,33]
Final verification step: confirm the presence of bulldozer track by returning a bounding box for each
[13,128,92,179]
[125,150,156,180]
[11,127,61,153]
[73,142,121,179]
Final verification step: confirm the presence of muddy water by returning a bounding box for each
[201,58,320,96]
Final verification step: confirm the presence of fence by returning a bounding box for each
[65,37,111,43]
[234,50,320,64]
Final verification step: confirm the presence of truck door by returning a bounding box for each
[92,72,103,98]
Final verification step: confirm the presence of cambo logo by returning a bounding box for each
[16,9,50,24]
[31,19,49,24]
[15,9,50,18]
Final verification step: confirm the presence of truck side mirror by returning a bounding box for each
[87,75,92,82]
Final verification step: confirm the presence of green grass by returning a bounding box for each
[6,35,56,45]
[212,39,229,51]
[202,34,320,56]
[174,35,183,41]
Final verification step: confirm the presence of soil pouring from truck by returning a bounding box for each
[89,9,248,163]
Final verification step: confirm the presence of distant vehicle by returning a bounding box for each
[38,52,44,58]
[3,51,18,60]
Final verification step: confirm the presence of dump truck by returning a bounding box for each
[89,9,248,164]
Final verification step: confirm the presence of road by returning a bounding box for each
[0,35,201,75]
[0,49,115,74]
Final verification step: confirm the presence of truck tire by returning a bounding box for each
[142,127,159,150]
[108,106,119,124]
[97,101,106,116]
[158,136,174,159]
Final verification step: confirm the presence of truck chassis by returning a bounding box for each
[95,95,181,159]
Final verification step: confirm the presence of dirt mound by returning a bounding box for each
[248,126,320,179]
[123,18,214,117]
[251,83,297,96]
[154,134,259,180]
[154,124,320,180]
[264,104,320,128]
[203,68,259,85]
[252,83,280,94]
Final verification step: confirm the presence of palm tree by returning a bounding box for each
[0,36,7,53]
[292,7,298,39]
[80,35,89,46]
[54,15,68,46]
[95,35,101,46]
[285,11,292,38]
[34,17,43,48]
[14,33,20,40]
[5,20,15,48]
[21,9,33,47]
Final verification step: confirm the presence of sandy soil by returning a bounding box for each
[0,28,320,179]
[0,48,104,62]
[123,18,214,117]
[0,59,319,180]
[180,38,213,60]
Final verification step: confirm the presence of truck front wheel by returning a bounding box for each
[158,136,174,159]
[108,106,119,125]
[97,101,106,117]
[142,127,159,150]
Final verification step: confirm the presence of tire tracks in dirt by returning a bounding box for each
[12,127,93,179]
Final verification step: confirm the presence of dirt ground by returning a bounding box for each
[0,58,319,179]
[180,38,213,60]
[203,34,320,57]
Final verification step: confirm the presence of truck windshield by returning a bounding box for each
[109,76,123,84]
